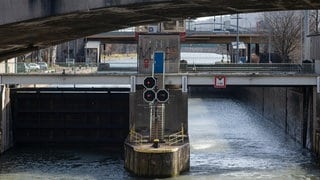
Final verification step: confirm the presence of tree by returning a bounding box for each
[310,10,320,34]
[263,11,302,63]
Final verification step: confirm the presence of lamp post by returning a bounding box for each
[243,17,252,63]
[213,16,216,31]
[231,14,243,63]
[236,14,240,63]
[304,10,310,61]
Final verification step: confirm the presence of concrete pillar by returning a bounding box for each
[0,85,12,154]
[126,82,189,177]
[247,43,251,63]
[124,142,189,177]
[255,43,260,55]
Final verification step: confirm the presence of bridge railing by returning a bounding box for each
[0,61,315,74]
[0,62,138,74]
[186,63,315,74]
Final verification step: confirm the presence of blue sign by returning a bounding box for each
[154,52,164,73]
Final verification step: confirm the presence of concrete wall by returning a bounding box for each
[236,87,314,147]
[313,87,320,156]
[124,142,190,177]
[0,86,13,153]
[310,34,320,73]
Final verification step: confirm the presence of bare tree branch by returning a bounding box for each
[264,11,302,63]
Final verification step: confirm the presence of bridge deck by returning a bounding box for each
[87,32,266,44]
[1,73,317,86]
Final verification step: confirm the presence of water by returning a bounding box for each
[1,98,319,179]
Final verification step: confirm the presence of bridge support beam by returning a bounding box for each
[0,85,13,154]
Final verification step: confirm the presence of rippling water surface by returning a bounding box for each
[0,98,319,179]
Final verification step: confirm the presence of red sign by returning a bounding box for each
[180,32,186,41]
[214,76,226,88]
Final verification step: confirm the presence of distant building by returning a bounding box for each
[310,33,320,73]
[56,38,85,63]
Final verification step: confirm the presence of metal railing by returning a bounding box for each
[0,61,315,75]
[167,124,186,146]
[186,63,315,74]
[129,129,145,145]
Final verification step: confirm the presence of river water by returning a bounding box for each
[0,98,319,179]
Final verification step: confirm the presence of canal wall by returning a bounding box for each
[0,85,13,153]
[235,87,315,150]
[189,85,319,156]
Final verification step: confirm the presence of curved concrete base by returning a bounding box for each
[124,142,190,178]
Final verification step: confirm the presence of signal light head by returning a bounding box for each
[143,90,156,103]
[143,77,156,89]
[157,89,169,103]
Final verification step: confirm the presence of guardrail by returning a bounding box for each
[0,62,315,74]
[167,124,186,146]
[128,129,146,145]
[185,63,315,74]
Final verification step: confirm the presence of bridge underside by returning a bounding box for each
[0,0,320,60]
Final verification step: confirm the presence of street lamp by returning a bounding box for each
[243,17,252,62]
[236,14,239,63]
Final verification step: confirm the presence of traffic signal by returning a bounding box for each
[157,89,169,103]
[143,77,156,89]
[143,90,156,103]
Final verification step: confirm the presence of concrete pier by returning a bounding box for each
[124,142,190,177]
[0,85,12,153]
[126,86,189,177]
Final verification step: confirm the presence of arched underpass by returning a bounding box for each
[0,85,319,179]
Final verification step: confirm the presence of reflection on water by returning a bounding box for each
[185,98,320,179]
[0,147,129,180]
[0,98,319,179]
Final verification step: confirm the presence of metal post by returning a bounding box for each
[149,105,153,140]
[268,24,271,63]
[304,10,310,61]
[213,16,216,31]
[220,15,223,30]
[67,41,70,61]
[236,13,240,63]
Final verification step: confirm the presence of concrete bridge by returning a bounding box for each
[87,31,266,44]
[0,0,320,60]
[1,1,320,177]
[0,73,317,87]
